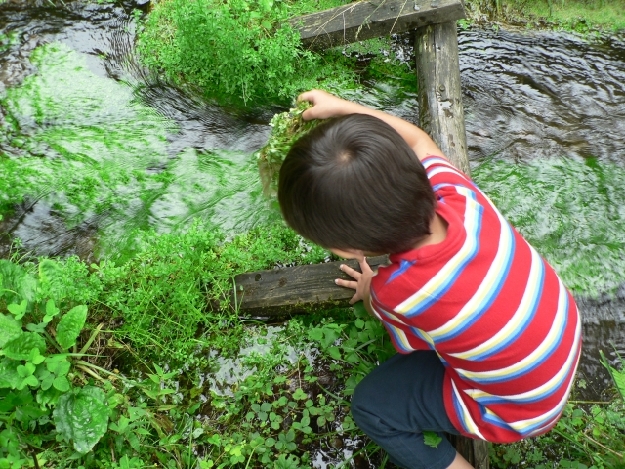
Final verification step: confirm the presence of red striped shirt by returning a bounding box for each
[369,156,582,443]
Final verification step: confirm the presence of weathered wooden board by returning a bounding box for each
[448,434,490,469]
[415,21,469,174]
[234,255,389,315]
[290,0,466,50]
[415,20,488,469]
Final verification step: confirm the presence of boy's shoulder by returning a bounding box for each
[420,155,479,193]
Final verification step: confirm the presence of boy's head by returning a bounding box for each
[278,113,436,254]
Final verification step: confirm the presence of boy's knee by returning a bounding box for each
[350,375,383,429]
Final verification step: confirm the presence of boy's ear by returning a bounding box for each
[330,248,365,261]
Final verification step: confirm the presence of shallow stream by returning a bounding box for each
[1,0,624,435]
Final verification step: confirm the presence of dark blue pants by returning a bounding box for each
[351,351,460,469]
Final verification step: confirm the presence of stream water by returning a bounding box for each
[1,0,624,452]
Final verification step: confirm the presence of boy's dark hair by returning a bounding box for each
[278,113,436,254]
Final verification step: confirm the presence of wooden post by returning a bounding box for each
[415,20,489,469]
[415,21,469,174]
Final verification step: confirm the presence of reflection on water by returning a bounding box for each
[1,0,624,411]
[459,28,625,164]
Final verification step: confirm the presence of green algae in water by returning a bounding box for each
[0,42,276,258]
[473,156,625,296]
[0,42,173,225]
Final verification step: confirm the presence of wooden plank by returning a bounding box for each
[448,434,490,469]
[290,0,466,50]
[415,21,469,174]
[415,21,487,467]
[234,255,389,315]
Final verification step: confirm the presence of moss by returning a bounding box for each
[473,155,625,295]
[257,101,320,197]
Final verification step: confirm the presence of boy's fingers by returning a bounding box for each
[301,108,316,121]
[339,264,360,279]
[297,90,312,103]
[359,257,372,273]
[335,278,357,290]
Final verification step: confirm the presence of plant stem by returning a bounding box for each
[79,322,104,355]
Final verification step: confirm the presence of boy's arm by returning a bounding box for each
[299,89,445,162]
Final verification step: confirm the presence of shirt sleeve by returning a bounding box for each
[369,268,433,353]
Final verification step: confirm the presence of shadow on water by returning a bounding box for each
[1,0,625,457]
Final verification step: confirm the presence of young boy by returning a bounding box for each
[278,90,582,469]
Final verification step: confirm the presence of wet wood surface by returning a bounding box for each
[290,0,466,50]
[415,21,470,174]
[234,255,390,315]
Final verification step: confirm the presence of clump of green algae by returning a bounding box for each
[257,101,321,197]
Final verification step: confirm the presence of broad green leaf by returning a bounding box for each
[327,346,342,361]
[17,362,36,377]
[0,358,21,388]
[47,358,71,377]
[53,375,70,392]
[3,332,46,361]
[600,350,625,401]
[41,372,55,391]
[353,301,368,318]
[7,300,27,320]
[0,313,22,348]
[43,299,60,323]
[56,305,87,350]
[0,259,36,304]
[19,375,38,389]
[53,385,109,453]
[308,328,323,342]
[28,348,45,365]
[39,259,62,286]
[606,363,625,401]
[423,431,442,448]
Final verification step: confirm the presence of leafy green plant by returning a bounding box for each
[0,261,112,464]
[307,302,395,394]
[491,355,625,469]
[86,223,327,365]
[137,0,357,105]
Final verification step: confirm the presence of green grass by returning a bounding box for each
[136,0,359,106]
[4,238,625,468]
[466,0,625,31]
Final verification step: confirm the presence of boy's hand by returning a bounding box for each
[298,90,357,121]
[336,257,374,305]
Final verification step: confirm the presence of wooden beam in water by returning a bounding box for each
[234,255,389,316]
[290,0,466,50]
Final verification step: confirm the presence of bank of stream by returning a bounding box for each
[1,0,624,467]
